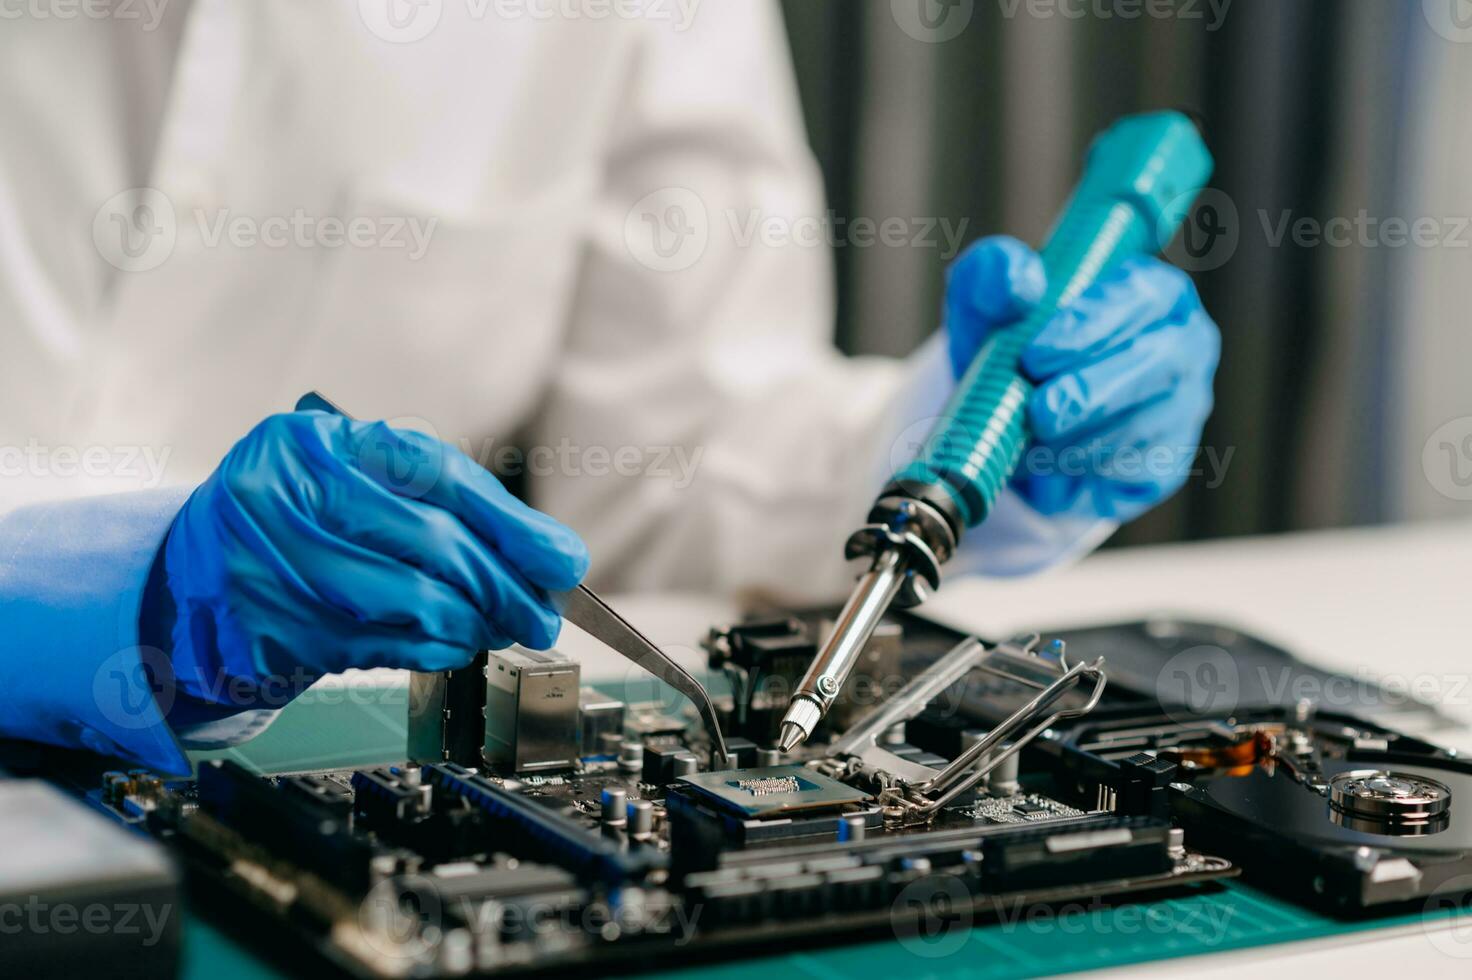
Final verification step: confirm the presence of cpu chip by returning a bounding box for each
[676,765,870,819]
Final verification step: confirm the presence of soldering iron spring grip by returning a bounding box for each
[892,111,1214,533]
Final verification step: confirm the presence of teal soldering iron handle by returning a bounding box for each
[777,111,1213,753]
[878,110,1214,602]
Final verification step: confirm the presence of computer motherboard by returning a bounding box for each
[67,613,1472,977]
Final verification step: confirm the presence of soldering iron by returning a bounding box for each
[777,110,1214,753]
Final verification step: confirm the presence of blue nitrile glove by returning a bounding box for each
[143,411,589,709]
[945,235,1220,522]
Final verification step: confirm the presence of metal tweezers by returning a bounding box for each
[555,585,729,767]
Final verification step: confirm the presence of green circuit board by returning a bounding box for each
[177,685,1466,980]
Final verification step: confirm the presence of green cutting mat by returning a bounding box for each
[176,685,1466,978]
[181,881,1460,980]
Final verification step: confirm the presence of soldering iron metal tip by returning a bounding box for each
[776,722,806,754]
[777,696,821,753]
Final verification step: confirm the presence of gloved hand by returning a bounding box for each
[143,411,589,707]
[944,235,1220,522]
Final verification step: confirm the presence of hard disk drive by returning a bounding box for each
[1051,705,1472,910]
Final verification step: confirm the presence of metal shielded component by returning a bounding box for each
[676,764,870,819]
[483,647,581,772]
[408,651,490,766]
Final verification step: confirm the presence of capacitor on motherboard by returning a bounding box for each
[618,741,644,774]
[959,731,991,792]
[670,754,699,778]
[627,799,655,840]
[991,743,1021,796]
[101,771,133,806]
[601,787,628,826]
[755,748,781,767]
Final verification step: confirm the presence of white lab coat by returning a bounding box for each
[0,0,1106,606]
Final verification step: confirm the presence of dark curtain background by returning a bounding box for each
[779,0,1418,547]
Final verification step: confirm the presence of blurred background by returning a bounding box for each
[779,0,1472,548]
